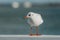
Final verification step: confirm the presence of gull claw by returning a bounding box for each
[29,34,42,36]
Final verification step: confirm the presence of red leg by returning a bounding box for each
[30,27,32,36]
[36,27,38,35]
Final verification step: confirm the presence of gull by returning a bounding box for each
[24,12,43,36]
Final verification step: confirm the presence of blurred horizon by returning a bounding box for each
[0,0,60,4]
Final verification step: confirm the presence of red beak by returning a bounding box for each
[24,16,28,19]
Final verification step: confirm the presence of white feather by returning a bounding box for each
[27,12,43,27]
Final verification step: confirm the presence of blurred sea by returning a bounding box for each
[0,4,60,35]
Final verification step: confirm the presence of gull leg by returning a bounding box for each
[36,27,39,35]
[30,27,32,35]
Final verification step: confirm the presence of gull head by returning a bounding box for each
[24,12,37,19]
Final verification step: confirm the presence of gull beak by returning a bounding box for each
[24,16,28,19]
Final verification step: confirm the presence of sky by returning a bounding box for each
[0,0,60,4]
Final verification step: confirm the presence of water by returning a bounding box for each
[0,7,60,35]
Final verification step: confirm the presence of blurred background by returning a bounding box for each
[0,0,60,35]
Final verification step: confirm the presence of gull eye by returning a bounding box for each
[28,14,31,16]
